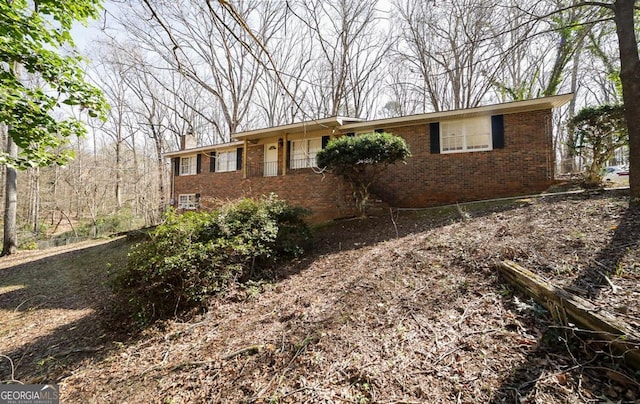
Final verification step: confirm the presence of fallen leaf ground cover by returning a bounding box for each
[0,189,638,403]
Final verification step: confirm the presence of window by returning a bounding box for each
[180,156,197,175]
[290,137,322,169]
[216,150,237,172]
[441,116,492,153]
[178,194,197,209]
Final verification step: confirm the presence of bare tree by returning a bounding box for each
[253,25,311,126]
[289,0,391,118]
[96,39,225,221]
[393,0,503,112]
[539,3,606,97]
[381,57,428,118]
[488,0,552,101]
[582,26,623,105]
[511,0,640,199]
[118,0,282,138]
[92,51,137,210]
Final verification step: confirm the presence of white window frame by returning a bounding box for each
[290,137,322,169]
[180,155,197,175]
[216,150,237,172]
[441,116,492,154]
[178,194,197,210]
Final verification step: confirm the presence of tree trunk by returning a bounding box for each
[0,127,4,218]
[562,45,583,174]
[31,167,40,234]
[2,132,18,256]
[156,154,165,222]
[153,131,166,224]
[2,60,20,256]
[498,260,640,369]
[115,136,122,210]
[613,0,640,203]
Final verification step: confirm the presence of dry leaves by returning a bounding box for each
[2,190,639,403]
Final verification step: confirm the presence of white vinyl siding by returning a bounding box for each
[441,117,492,153]
[216,150,237,172]
[290,138,322,169]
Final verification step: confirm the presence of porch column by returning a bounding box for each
[283,133,288,176]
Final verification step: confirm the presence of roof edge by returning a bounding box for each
[163,94,573,156]
[232,116,364,140]
[340,93,573,132]
[163,141,244,158]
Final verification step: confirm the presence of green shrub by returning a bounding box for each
[316,132,410,216]
[73,209,138,238]
[567,104,627,187]
[19,240,39,250]
[111,195,310,324]
[96,209,136,234]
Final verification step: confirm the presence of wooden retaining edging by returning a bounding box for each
[497,260,640,370]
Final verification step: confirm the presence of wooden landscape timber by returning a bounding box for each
[497,260,640,370]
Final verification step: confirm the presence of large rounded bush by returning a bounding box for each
[316,132,410,216]
[111,195,310,324]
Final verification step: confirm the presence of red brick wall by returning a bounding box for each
[173,109,555,222]
[372,109,555,207]
[174,151,357,223]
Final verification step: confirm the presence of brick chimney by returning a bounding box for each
[180,132,197,150]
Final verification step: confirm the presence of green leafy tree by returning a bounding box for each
[316,132,411,217]
[568,104,627,187]
[0,0,108,255]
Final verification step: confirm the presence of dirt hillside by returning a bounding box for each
[1,189,638,403]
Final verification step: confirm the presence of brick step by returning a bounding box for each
[365,193,390,216]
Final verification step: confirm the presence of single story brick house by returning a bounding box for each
[165,94,572,223]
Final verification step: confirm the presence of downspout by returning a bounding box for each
[170,157,176,207]
[243,139,248,179]
[546,111,553,180]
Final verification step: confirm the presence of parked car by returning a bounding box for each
[602,165,629,185]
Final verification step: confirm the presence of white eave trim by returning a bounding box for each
[163,141,244,158]
[231,116,364,141]
[340,93,573,132]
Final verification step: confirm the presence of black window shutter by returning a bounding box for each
[196,154,202,173]
[286,141,292,169]
[174,157,180,176]
[209,151,216,172]
[236,148,243,170]
[321,135,330,148]
[374,128,384,134]
[430,122,440,154]
[491,115,505,149]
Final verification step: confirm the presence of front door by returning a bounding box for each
[264,143,278,177]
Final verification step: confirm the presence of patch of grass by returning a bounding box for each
[0,238,130,306]
[398,197,529,220]
[0,238,132,383]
